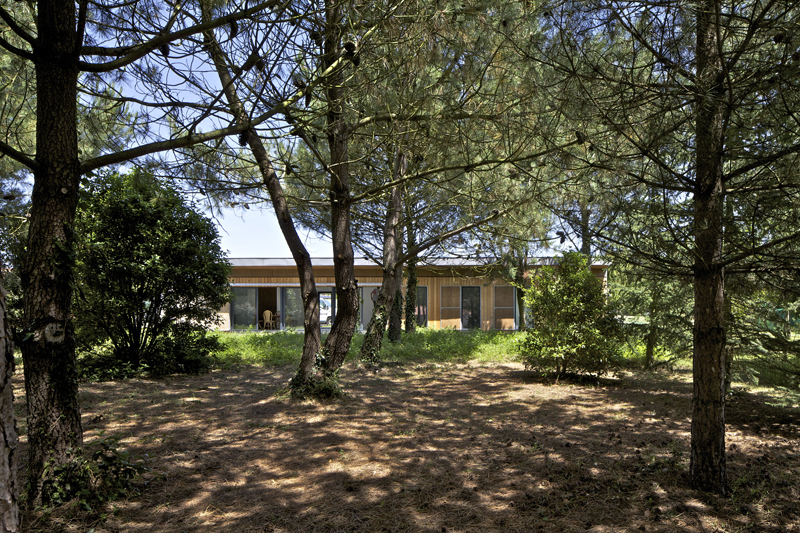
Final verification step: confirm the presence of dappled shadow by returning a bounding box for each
[14,362,800,532]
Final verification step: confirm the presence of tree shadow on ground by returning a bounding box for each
[14,362,800,532]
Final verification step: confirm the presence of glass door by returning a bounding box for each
[231,287,258,330]
[461,286,481,330]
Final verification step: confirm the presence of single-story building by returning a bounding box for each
[217,258,609,332]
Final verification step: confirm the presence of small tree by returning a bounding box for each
[74,170,231,377]
[521,252,622,377]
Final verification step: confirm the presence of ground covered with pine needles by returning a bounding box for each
[15,361,800,532]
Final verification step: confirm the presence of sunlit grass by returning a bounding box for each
[212,328,523,368]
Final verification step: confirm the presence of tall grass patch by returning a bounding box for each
[213,330,364,368]
[379,328,522,364]
[213,328,521,368]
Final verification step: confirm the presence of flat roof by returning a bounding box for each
[229,257,610,268]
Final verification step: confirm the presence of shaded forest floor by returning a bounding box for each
[15,362,800,532]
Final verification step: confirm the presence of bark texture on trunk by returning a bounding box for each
[359,153,405,363]
[200,11,322,385]
[387,270,403,343]
[404,257,417,334]
[0,275,19,532]
[579,203,591,257]
[690,0,728,495]
[514,256,528,331]
[320,7,359,373]
[22,0,83,505]
[359,269,400,365]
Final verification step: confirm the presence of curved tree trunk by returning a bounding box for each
[200,8,322,386]
[21,0,84,506]
[1,274,19,532]
[359,152,406,363]
[359,268,400,365]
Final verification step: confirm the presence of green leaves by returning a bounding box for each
[521,252,623,376]
[73,169,231,375]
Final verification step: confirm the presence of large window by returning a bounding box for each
[282,287,303,329]
[231,287,257,330]
[494,286,516,330]
[441,286,480,329]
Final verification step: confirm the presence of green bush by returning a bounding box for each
[38,432,148,509]
[73,169,230,375]
[520,252,623,377]
[78,324,221,381]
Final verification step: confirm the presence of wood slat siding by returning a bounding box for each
[219,262,609,331]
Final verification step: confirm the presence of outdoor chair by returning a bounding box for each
[261,309,277,330]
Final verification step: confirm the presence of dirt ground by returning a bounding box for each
[15,362,800,532]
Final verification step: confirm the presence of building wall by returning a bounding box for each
[218,261,608,332]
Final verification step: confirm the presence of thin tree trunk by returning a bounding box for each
[690,0,728,494]
[359,268,400,365]
[359,155,405,362]
[515,255,528,331]
[0,274,19,532]
[404,257,417,334]
[200,8,322,386]
[579,203,591,257]
[645,279,660,370]
[21,0,84,506]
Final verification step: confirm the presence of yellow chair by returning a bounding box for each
[261,310,277,330]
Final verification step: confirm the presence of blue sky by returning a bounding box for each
[214,207,330,258]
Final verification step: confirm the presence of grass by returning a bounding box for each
[212,328,523,368]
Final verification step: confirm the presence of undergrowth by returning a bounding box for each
[212,328,523,368]
[37,432,149,511]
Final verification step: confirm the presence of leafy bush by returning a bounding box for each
[78,324,221,381]
[77,341,141,382]
[520,252,623,376]
[39,433,148,509]
[73,169,230,375]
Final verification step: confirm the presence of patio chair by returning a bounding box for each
[262,309,277,330]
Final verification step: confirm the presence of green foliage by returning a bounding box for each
[212,328,520,368]
[38,433,148,510]
[73,169,231,377]
[214,330,315,367]
[521,252,623,376]
[379,328,521,364]
[77,341,141,382]
[287,371,345,401]
[78,325,222,381]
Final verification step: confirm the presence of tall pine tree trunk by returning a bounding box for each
[514,255,528,331]
[21,0,84,505]
[200,9,322,387]
[579,203,592,257]
[1,274,19,532]
[320,3,359,373]
[690,0,728,494]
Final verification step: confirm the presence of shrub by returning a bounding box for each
[73,169,230,376]
[520,252,623,376]
[78,324,221,380]
[38,432,148,509]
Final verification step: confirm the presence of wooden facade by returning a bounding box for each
[218,258,608,332]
